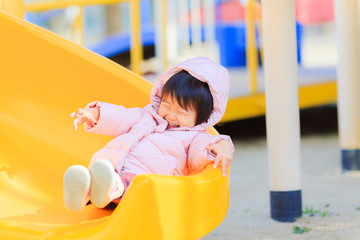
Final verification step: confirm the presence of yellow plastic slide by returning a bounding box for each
[0,10,229,239]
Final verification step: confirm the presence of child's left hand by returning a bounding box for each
[206,140,233,177]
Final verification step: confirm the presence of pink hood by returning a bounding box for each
[150,57,230,130]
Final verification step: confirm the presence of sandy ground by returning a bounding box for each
[204,108,360,240]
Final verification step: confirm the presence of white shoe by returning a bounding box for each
[64,165,91,211]
[90,159,124,208]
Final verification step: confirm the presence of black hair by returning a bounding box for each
[162,70,214,125]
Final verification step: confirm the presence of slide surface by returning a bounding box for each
[0,10,229,239]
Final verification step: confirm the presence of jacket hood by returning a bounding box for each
[150,57,230,130]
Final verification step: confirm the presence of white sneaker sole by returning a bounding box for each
[64,165,90,212]
[90,159,124,208]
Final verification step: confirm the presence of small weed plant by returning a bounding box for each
[303,206,329,217]
[293,226,311,234]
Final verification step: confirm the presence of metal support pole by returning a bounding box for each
[262,0,302,222]
[335,0,360,171]
[167,0,178,64]
[130,0,143,75]
[178,0,190,48]
[190,0,202,48]
[203,0,219,62]
[0,0,24,18]
[246,0,258,94]
[154,0,168,72]
[72,6,85,46]
[178,0,191,60]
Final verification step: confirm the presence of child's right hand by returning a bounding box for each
[70,107,99,131]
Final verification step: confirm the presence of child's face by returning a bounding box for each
[158,94,197,129]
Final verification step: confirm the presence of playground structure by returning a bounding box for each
[1,0,359,238]
[18,0,338,123]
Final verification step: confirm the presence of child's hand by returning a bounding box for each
[206,140,233,177]
[70,107,99,131]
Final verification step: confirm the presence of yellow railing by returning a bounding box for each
[3,0,143,75]
[245,0,258,94]
[245,0,263,95]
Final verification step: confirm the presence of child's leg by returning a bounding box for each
[111,172,136,204]
[90,159,125,208]
[63,165,91,211]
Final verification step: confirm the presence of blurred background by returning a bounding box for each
[23,0,338,131]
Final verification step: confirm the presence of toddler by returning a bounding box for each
[64,57,234,211]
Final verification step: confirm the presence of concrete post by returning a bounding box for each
[334,0,360,171]
[262,0,302,222]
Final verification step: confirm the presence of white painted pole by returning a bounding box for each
[334,0,360,171]
[154,0,162,72]
[262,0,302,222]
[203,0,219,62]
[153,0,167,72]
[166,0,178,65]
[203,0,215,43]
[190,0,202,50]
[178,0,191,60]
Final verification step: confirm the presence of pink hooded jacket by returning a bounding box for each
[85,57,233,176]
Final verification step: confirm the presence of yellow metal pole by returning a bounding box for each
[255,1,264,68]
[25,0,129,12]
[245,0,258,94]
[130,0,143,75]
[161,0,168,70]
[0,0,24,18]
[73,6,85,46]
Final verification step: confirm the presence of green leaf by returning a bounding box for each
[293,226,311,234]
[322,210,329,217]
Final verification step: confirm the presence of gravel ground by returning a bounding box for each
[204,106,360,240]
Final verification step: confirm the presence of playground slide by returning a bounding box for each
[0,10,229,240]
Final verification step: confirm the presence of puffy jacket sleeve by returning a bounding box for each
[84,101,145,137]
[187,132,234,173]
